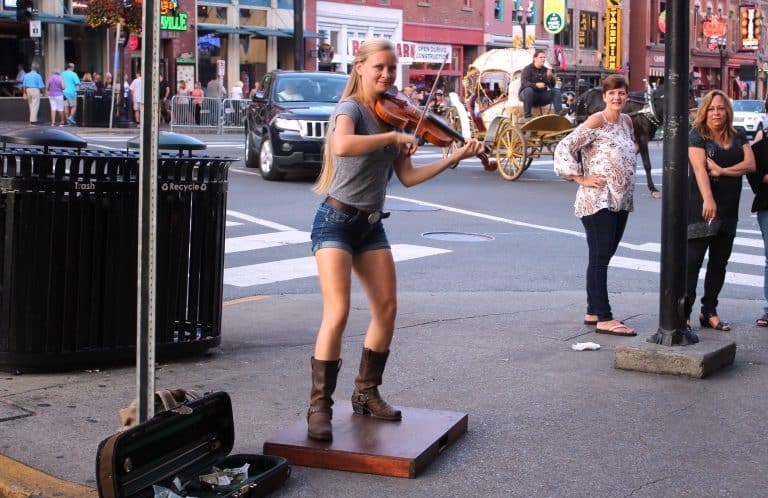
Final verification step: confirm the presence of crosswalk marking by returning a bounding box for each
[223,244,451,287]
[226,221,243,227]
[226,209,296,231]
[225,230,309,254]
[621,241,764,266]
[611,256,762,287]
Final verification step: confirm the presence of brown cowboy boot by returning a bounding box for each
[307,357,342,441]
[351,347,402,421]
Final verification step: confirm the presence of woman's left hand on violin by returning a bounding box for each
[452,139,485,162]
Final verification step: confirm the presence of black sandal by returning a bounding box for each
[757,313,768,327]
[699,312,731,331]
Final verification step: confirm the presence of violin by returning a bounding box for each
[373,88,496,171]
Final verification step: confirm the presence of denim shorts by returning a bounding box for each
[310,200,390,255]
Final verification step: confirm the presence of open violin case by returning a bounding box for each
[96,391,290,497]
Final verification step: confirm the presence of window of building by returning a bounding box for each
[198,5,227,25]
[578,11,598,49]
[553,8,572,47]
[464,0,472,9]
[494,0,503,21]
[239,8,267,27]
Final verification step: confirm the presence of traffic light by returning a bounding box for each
[16,0,33,22]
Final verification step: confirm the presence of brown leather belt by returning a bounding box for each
[325,196,390,224]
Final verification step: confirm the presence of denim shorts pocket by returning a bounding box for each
[324,205,354,224]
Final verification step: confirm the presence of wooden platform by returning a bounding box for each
[262,405,468,478]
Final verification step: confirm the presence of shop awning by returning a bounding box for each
[247,27,290,38]
[37,13,86,25]
[198,24,253,35]
[277,29,323,38]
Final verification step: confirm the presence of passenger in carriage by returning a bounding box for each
[519,49,563,120]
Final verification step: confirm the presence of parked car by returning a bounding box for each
[244,70,349,180]
[731,99,768,139]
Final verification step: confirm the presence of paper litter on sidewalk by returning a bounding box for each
[571,342,601,351]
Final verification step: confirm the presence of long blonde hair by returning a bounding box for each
[313,38,397,194]
[692,89,735,143]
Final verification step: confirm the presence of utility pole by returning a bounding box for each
[294,0,304,70]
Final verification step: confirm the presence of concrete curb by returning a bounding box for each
[0,455,96,498]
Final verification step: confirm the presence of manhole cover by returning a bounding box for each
[0,400,33,423]
[422,231,494,242]
[385,202,440,212]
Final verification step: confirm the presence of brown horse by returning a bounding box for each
[571,85,696,198]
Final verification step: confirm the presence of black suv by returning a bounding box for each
[244,70,349,180]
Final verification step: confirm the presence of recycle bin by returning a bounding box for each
[0,128,234,371]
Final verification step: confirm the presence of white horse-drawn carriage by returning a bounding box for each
[442,48,573,180]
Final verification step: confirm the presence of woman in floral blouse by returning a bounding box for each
[554,74,637,336]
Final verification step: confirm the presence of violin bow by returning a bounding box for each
[411,52,450,140]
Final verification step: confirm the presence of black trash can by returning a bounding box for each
[77,90,111,127]
[0,130,233,371]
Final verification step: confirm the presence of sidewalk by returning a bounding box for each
[1,290,767,497]
[0,121,242,137]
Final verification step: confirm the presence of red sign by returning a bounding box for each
[702,16,728,38]
[658,10,666,33]
[128,34,140,51]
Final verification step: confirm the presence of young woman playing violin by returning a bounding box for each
[306,38,483,441]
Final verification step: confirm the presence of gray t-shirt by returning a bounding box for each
[327,98,399,211]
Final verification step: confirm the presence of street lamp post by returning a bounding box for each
[515,3,534,49]
[717,37,728,93]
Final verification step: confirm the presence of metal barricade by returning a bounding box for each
[221,98,250,129]
[170,96,224,131]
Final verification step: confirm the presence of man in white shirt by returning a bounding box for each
[129,71,143,123]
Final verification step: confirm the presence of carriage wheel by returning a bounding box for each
[495,126,527,181]
[440,107,462,159]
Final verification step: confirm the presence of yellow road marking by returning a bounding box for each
[0,455,97,497]
[223,295,269,307]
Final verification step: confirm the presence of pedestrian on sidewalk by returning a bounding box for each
[61,62,80,125]
[21,62,45,125]
[747,128,768,327]
[130,71,143,123]
[687,89,755,332]
[554,74,638,337]
[191,81,204,125]
[306,38,483,442]
[159,74,171,123]
[47,69,66,126]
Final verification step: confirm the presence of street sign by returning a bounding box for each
[29,19,41,38]
[217,59,225,77]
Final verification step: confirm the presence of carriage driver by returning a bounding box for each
[519,49,563,120]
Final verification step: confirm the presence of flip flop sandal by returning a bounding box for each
[595,323,637,336]
[757,314,768,327]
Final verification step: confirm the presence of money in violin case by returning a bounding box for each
[96,391,290,497]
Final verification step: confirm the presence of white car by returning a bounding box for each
[731,99,768,139]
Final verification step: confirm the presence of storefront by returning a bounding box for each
[316,1,403,86]
[402,25,482,99]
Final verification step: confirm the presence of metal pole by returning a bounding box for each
[136,0,161,423]
[294,0,304,70]
[109,23,121,129]
[649,0,696,346]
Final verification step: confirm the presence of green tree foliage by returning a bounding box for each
[86,0,142,33]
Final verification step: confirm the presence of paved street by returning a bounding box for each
[1,127,768,496]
